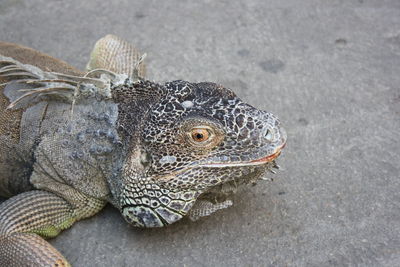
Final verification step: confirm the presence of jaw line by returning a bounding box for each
[199,148,283,168]
[153,143,286,179]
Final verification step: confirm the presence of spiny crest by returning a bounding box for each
[0,56,135,110]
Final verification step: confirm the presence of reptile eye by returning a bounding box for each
[191,128,210,142]
[182,120,223,148]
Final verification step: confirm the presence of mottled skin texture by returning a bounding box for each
[0,36,286,266]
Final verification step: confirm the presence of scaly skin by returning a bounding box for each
[0,35,286,266]
[0,191,105,266]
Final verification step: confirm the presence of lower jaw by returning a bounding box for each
[199,165,269,202]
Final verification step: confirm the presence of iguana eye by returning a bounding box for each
[191,128,210,142]
[181,119,224,148]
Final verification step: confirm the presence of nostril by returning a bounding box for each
[264,129,273,142]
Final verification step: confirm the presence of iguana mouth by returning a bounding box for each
[249,142,286,164]
[249,150,281,164]
[199,142,286,168]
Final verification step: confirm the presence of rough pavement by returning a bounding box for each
[1,0,399,266]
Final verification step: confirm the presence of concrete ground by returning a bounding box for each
[1,0,400,266]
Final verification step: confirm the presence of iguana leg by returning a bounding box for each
[0,190,106,266]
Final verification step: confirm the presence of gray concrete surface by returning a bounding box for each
[1,0,400,266]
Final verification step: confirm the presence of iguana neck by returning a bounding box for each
[103,80,165,206]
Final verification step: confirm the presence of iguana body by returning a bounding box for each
[0,35,286,266]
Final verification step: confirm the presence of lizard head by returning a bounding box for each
[120,80,286,227]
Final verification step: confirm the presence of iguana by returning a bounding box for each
[0,35,286,266]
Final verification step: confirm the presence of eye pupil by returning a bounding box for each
[196,133,204,140]
[191,128,210,142]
